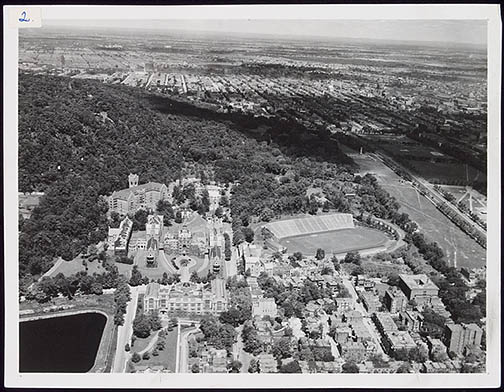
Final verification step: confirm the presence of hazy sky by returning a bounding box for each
[46,19,487,46]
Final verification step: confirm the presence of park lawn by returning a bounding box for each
[132,334,156,353]
[48,256,106,277]
[136,328,178,372]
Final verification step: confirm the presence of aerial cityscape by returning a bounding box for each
[17,19,487,376]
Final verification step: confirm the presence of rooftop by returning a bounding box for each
[111,181,166,200]
[399,274,439,291]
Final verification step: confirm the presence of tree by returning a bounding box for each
[320,265,333,275]
[156,200,174,226]
[132,209,149,231]
[396,362,411,373]
[91,282,103,295]
[228,360,242,373]
[109,211,122,228]
[243,227,255,243]
[315,248,326,261]
[38,276,59,300]
[279,360,302,373]
[169,317,179,328]
[133,314,152,338]
[344,251,361,265]
[214,206,223,218]
[114,311,125,326]
[156,339,166,351]
[219,194,229,208]
[174,210,183,224]
[190,271,201,283]
[342,361,360,373]
[129,265,143,286]
[125,343,130,352]
[142,352,150,360]
[219,308,244,328]
[148,311,162,331]
[350,265,364,276]
[292,252,303,261]
[131,352,141,363]
[191,363,200,373]
[248,358,260,373]
[272,337,292,359]
[369,354,388,368]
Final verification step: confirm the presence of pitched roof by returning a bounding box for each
[111,182,166,200]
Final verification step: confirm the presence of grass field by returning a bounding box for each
[407,160,485,185]
[279,227,389,256]
[47,256,108,278]
[133,328,178,372]
[351,153,486,270]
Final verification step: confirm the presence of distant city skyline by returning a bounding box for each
[44,19,487,46]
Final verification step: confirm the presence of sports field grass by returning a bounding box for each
[351,153,486,270]
[279,227,389,256]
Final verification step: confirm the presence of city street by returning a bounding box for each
[177,325,199,373]
[340,276,386,357]
[112,285,143,373]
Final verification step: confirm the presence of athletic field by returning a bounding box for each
[279,227,389,255]
[351,153,486,269]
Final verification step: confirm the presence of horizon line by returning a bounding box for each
[34,22,487,49]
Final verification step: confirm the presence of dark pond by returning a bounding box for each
[19,312,107,372]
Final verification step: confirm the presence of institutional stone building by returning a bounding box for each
[398,274,439,306]
[108,174,169,215]
[143,267,228,315]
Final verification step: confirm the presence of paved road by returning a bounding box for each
[137,330,161,356]
[159,251,178,274]
[340,275,386,357]
[40,257,64,280]
[177,326,199,373]
[112,285,142,373]
[373,152,486,239]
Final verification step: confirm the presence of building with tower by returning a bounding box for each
[143,269,228,315]
[108,173,169,215]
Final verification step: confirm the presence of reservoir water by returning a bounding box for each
[19,312,106,372]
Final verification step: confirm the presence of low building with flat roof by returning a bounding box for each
[383,330,417,354]
[372,312,398,334]
[398,274,439,305]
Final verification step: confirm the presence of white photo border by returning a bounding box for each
[3,4,501,389]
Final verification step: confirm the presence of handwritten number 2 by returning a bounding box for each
[19,11,30,22]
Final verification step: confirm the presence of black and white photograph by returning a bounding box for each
[3,4,501,389]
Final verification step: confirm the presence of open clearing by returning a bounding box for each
[47,256,107,278]
[280,226,389,256]
[351,153,486,270]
